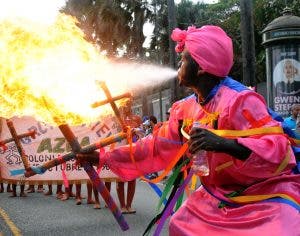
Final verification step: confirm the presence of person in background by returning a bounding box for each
[89,183,101,209]
[61,184,76,201]
[26,184,35,193]
[144,115,159,180]
[116,99,142,214]
[26,184,44,193]
[0,175,3,193]
[283,104,300,139]
[6,184,12,192]
[11,183,26,197]
[166,107,171,121]
[44,184,64,199]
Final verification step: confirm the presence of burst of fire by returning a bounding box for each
[0,13,131,125]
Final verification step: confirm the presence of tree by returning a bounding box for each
[62,0,152,59]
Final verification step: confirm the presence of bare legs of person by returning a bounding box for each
[44,184,53,196]
[11,184,17,197]
[117,180,136,214]
[126,180,136,214]
[117,181,126,213]
[56,184,64,199]
[93,184,100,209]
[87,182,94,205]
[26,184,35,193]
[11,184,26,197]
[6,184,12,192]
[0,182,3,193]
[61,184,75,201]
[37,185,44,193]
[19,184,26,197]
[75,184,82,205]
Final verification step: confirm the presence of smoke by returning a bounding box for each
[0,1,178,125]
[101,62,178,93]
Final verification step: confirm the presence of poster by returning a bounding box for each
[0,115,125,184]
[271,45,300,117]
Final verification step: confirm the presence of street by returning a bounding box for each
[0,181,169,236]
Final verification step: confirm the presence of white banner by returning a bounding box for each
[0,116,126,183]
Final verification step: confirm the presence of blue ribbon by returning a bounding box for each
[10,168,25,176]
[147,181,167,206]
[10,166,46,176]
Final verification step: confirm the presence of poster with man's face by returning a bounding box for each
[271,45,300,117]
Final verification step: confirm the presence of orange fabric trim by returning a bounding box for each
[125,124,189,184]
[242,109,272,128]
[215,161,233,172]
[141,143,189,184]
[156,122,169,139]
[273,143,291,175]
[183,169,190,197]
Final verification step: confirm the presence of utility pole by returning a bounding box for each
[240,0,256,87]
[167,0,178,101]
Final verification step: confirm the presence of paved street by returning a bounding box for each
[0,181,169,236]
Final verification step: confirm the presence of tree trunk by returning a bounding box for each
[240,0,256,87]
[167,0,179,102]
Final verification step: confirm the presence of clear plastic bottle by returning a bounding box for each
[191,121,210,176]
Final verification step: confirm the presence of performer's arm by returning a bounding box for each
[78,105,183,181]
[227,92,295,176]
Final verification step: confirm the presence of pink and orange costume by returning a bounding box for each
[100,26,300,235]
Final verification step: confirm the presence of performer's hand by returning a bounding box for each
[76,151,100,166]
[188,127,226,154]
[188,127,251,160]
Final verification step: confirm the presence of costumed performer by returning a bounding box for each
[78,25,300,235]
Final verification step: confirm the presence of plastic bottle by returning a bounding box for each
[191,121,209,176]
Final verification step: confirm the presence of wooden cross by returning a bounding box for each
[5,119,36,170]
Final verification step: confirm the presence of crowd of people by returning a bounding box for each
[0,182,101,208]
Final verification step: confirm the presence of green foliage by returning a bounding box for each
[175,0,300,83]
[177,0,209,28]
[61,0,300,84]
[62,0,152,59]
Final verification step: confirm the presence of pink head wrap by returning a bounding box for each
[171,25,233,77]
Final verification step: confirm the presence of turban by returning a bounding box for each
[171,25,233,77]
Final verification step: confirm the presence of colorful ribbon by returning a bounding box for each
[153,170,194,236]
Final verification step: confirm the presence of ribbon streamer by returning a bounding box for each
[153,170,194,236]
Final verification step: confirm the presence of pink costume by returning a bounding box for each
[100,78,300,235]
[100,26,300,235]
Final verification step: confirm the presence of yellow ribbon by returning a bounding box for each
[229,193,300,205]
[190,174,198,190]
[181,126,284,140]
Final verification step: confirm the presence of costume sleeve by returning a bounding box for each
[231,92,296,178]
[100,104,183,181]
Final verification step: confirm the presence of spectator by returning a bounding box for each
[116,99,142,214]
[144,115,159,179]
[283,104,300,139]
[6,184,12,192]
[11,183,26,197]
[166,108,171,121]
[0,180,3,193]
[44,184,64,199]
[26,184,44,193]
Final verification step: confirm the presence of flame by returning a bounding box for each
[0,14,130,125]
